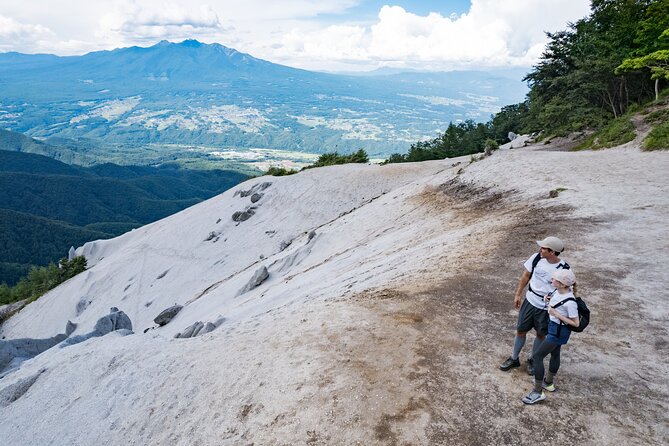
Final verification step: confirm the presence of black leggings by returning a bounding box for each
[533,338,562,382]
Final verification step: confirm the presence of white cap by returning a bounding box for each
[552,269,576,286]
[536,236,564,253]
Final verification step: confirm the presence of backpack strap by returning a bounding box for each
[528,253,544,297]
[530,252,541,275]
[551,297,576,309]
[551,297,577,336]
[528,255,570,298]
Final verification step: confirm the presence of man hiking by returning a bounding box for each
[499,236,572,375]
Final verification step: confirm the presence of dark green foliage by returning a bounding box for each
[643,120,669,150]
[384,120,494,163]
[304,149,369,169]
[491,102,534,140]
[524,0,662,134]
[0,150,248,286]
[0,256,87,305]
[644,108,669,124]
[574,117,636,150]
[386,0,668,164]
[0,208,111,286]
[265,167,298,176]
[0,129,95,165]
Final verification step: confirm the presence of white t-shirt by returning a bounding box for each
[523,253,571,309]
[548,290,579,324]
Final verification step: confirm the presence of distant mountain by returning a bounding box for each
[0,149,249,285]
[0,40,528,157]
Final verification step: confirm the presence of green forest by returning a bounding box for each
[386,0,669,163]
[0,150,248,286]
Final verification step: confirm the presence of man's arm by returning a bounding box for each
[514,270,531,309]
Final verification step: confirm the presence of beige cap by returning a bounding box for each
[536,236,564,253]
[552,269,576,286]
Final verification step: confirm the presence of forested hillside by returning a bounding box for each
[387,0,669,162]
[0,150,248,285]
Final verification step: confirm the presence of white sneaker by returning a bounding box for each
[521,390,546,405]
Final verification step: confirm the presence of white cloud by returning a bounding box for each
[266,1,592,71]
[0,15,54,52]
[0,1,592,71]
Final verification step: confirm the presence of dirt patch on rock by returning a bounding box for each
[356,176,667,445]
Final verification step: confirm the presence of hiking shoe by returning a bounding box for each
[521,391,546,405]
[542,381,557,392]
[499,357,520,371]
[527,358,534,375]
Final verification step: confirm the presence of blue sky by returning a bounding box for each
[335,1,472,21]
[0,1,592,72]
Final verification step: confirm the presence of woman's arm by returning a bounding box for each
[548,307,579,327]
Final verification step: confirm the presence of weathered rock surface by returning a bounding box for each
[174,316,225,339]
[238,266,269,295]
[0,369,46,407]
[234,182,272,198]
[0,299,30,325]
[153,305,183,326]
[0,322,76,372]
[60,308,132,347]
[232,209,255,222]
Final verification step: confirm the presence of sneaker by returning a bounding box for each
[521,390,546,405]
[527,358,534,375]
[542,381,557,392]
[499,357,520,371]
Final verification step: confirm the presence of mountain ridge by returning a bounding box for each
[0,40,528,157]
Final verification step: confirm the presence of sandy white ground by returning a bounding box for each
[1,139,667,445]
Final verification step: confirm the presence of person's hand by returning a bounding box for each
[543,294,551,302]
[514,294,522,309]
[548,307,557,317]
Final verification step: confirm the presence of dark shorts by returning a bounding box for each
[517,298,548,336]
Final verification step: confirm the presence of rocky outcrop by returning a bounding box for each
[0,299,30,325]
[234,182,272,198]
[60,307,132,347]
[232,208,256,222]
[238,266,269,295]
[0,368,46,407]
[174,315,225,339]
[153,305,183,326]
[0,321,76,373]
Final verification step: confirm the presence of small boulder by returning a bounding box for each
[238,266,269,295]
[154,305,183,326]
[232,209,255,222]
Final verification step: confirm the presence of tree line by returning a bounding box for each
[0,257,87,306]
[385,0,669,163]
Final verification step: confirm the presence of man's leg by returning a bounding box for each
[501,299,534,371]
[528,309,549,375]
[500,330,526,371]
[513,332,527,360]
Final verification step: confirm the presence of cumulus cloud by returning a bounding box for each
[268,0,591,71]
[0,15,54,52]
[98,1,225,43]
[0,0,592,71]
